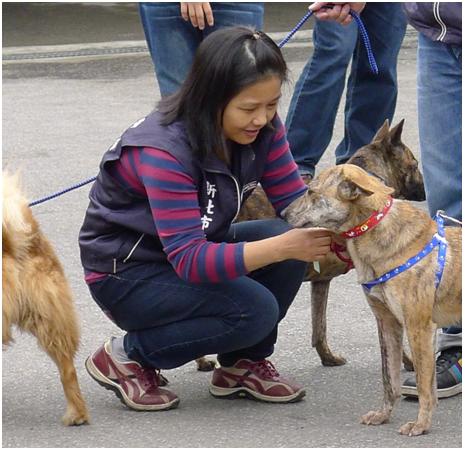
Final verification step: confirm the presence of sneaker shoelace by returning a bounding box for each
[133,366,162,392]
[250,360,280,380]
[436,348,462,373]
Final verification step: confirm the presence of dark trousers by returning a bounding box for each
[89,219,307,369]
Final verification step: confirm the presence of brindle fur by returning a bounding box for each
[283,164,461,436]
[198,120,422,371]
[195,119,424,372]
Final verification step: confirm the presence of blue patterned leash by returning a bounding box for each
[362,212,449,293]
[278,7,378,74]
[28,175,97,206]
[29,7,377,207]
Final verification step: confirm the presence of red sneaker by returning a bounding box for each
[209,359,306,403]
[85,338,179,411]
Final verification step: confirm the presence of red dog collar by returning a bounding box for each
[342,196,393,239]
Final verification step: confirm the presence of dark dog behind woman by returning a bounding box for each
[79,25,337,411]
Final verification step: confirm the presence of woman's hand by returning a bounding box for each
[243,227,335,273]
[181,2,214,30]
[275,228,334,262]
[309,2,366,26]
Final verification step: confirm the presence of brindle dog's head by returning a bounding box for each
[282,165,395,234]
[347,119,426,201]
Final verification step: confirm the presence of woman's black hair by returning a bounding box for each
[157,25,288,163]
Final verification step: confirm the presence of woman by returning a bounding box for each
[79,26,335,411]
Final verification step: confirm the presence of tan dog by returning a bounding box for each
[283,164,462,436]
[233,119,424,370]
[2,171,90,426]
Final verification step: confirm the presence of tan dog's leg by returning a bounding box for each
[51,351,90,426]
[21,260,90,426]
[398,315,437,436]
[311,281,347,366]
[360,294,403,427]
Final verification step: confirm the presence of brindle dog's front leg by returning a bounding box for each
[399,315,437,436]
[311,280,347,366]
[360,294,403,427]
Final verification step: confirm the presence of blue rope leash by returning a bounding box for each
[28,176,97,206]
[278,8,378,74]
[29,8,377,207]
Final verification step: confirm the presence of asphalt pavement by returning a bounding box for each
[2,2,462,448]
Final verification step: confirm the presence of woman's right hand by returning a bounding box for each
[278,227,334,262]
[243,227,334,273]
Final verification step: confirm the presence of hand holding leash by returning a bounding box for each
[309,2,366,26]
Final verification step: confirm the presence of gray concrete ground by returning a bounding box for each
[2,2,462,448]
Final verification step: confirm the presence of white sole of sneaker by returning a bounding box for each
[85,356,179,411]
[402,383,462,399]
[209,384,306,403]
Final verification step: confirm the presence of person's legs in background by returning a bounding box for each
[335,2,407,164]
[402,33,462,399]
[139,2,263,97]
[285,19,357,179]
[417,36,462,223]
[139,2,202,97]
[203,2,264,38]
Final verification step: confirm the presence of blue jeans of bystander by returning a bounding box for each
[88,219,307,370]
[417,33,462,223]
[285,2,407,177]
[417,33,462,343]
[139,2,264,97]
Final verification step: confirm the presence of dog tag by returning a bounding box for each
[313,261,320,273]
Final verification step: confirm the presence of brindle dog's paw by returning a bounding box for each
[195,357,216,372]
[398,421,430,436]
[320,353,347,366]
[360,410,390,426]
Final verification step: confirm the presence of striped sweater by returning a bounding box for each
[85,118,306,284]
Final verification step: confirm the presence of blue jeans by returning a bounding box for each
[417,33,462,223]
[285,3,407,177]
[416,33,462,344]
[88,219,307,369]
[139,2,264,97]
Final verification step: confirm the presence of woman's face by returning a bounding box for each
[222,77,282,145]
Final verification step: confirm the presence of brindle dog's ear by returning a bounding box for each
[337,178,375,201]
[371,119,390,143]
[389,119,405,146]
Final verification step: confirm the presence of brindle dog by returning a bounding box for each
[195,120,424,372]
[283,164,461,436]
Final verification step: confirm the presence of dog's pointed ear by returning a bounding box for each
[371,119,390,143]
[337,178,375,201]
[389,118,405,146]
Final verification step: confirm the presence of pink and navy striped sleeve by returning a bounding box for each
[110,147,248,283]
[261,115,307,215]
[108,115,305,283]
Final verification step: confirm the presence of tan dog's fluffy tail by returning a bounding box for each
[2,170,31,234]
[2,170,32,264]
